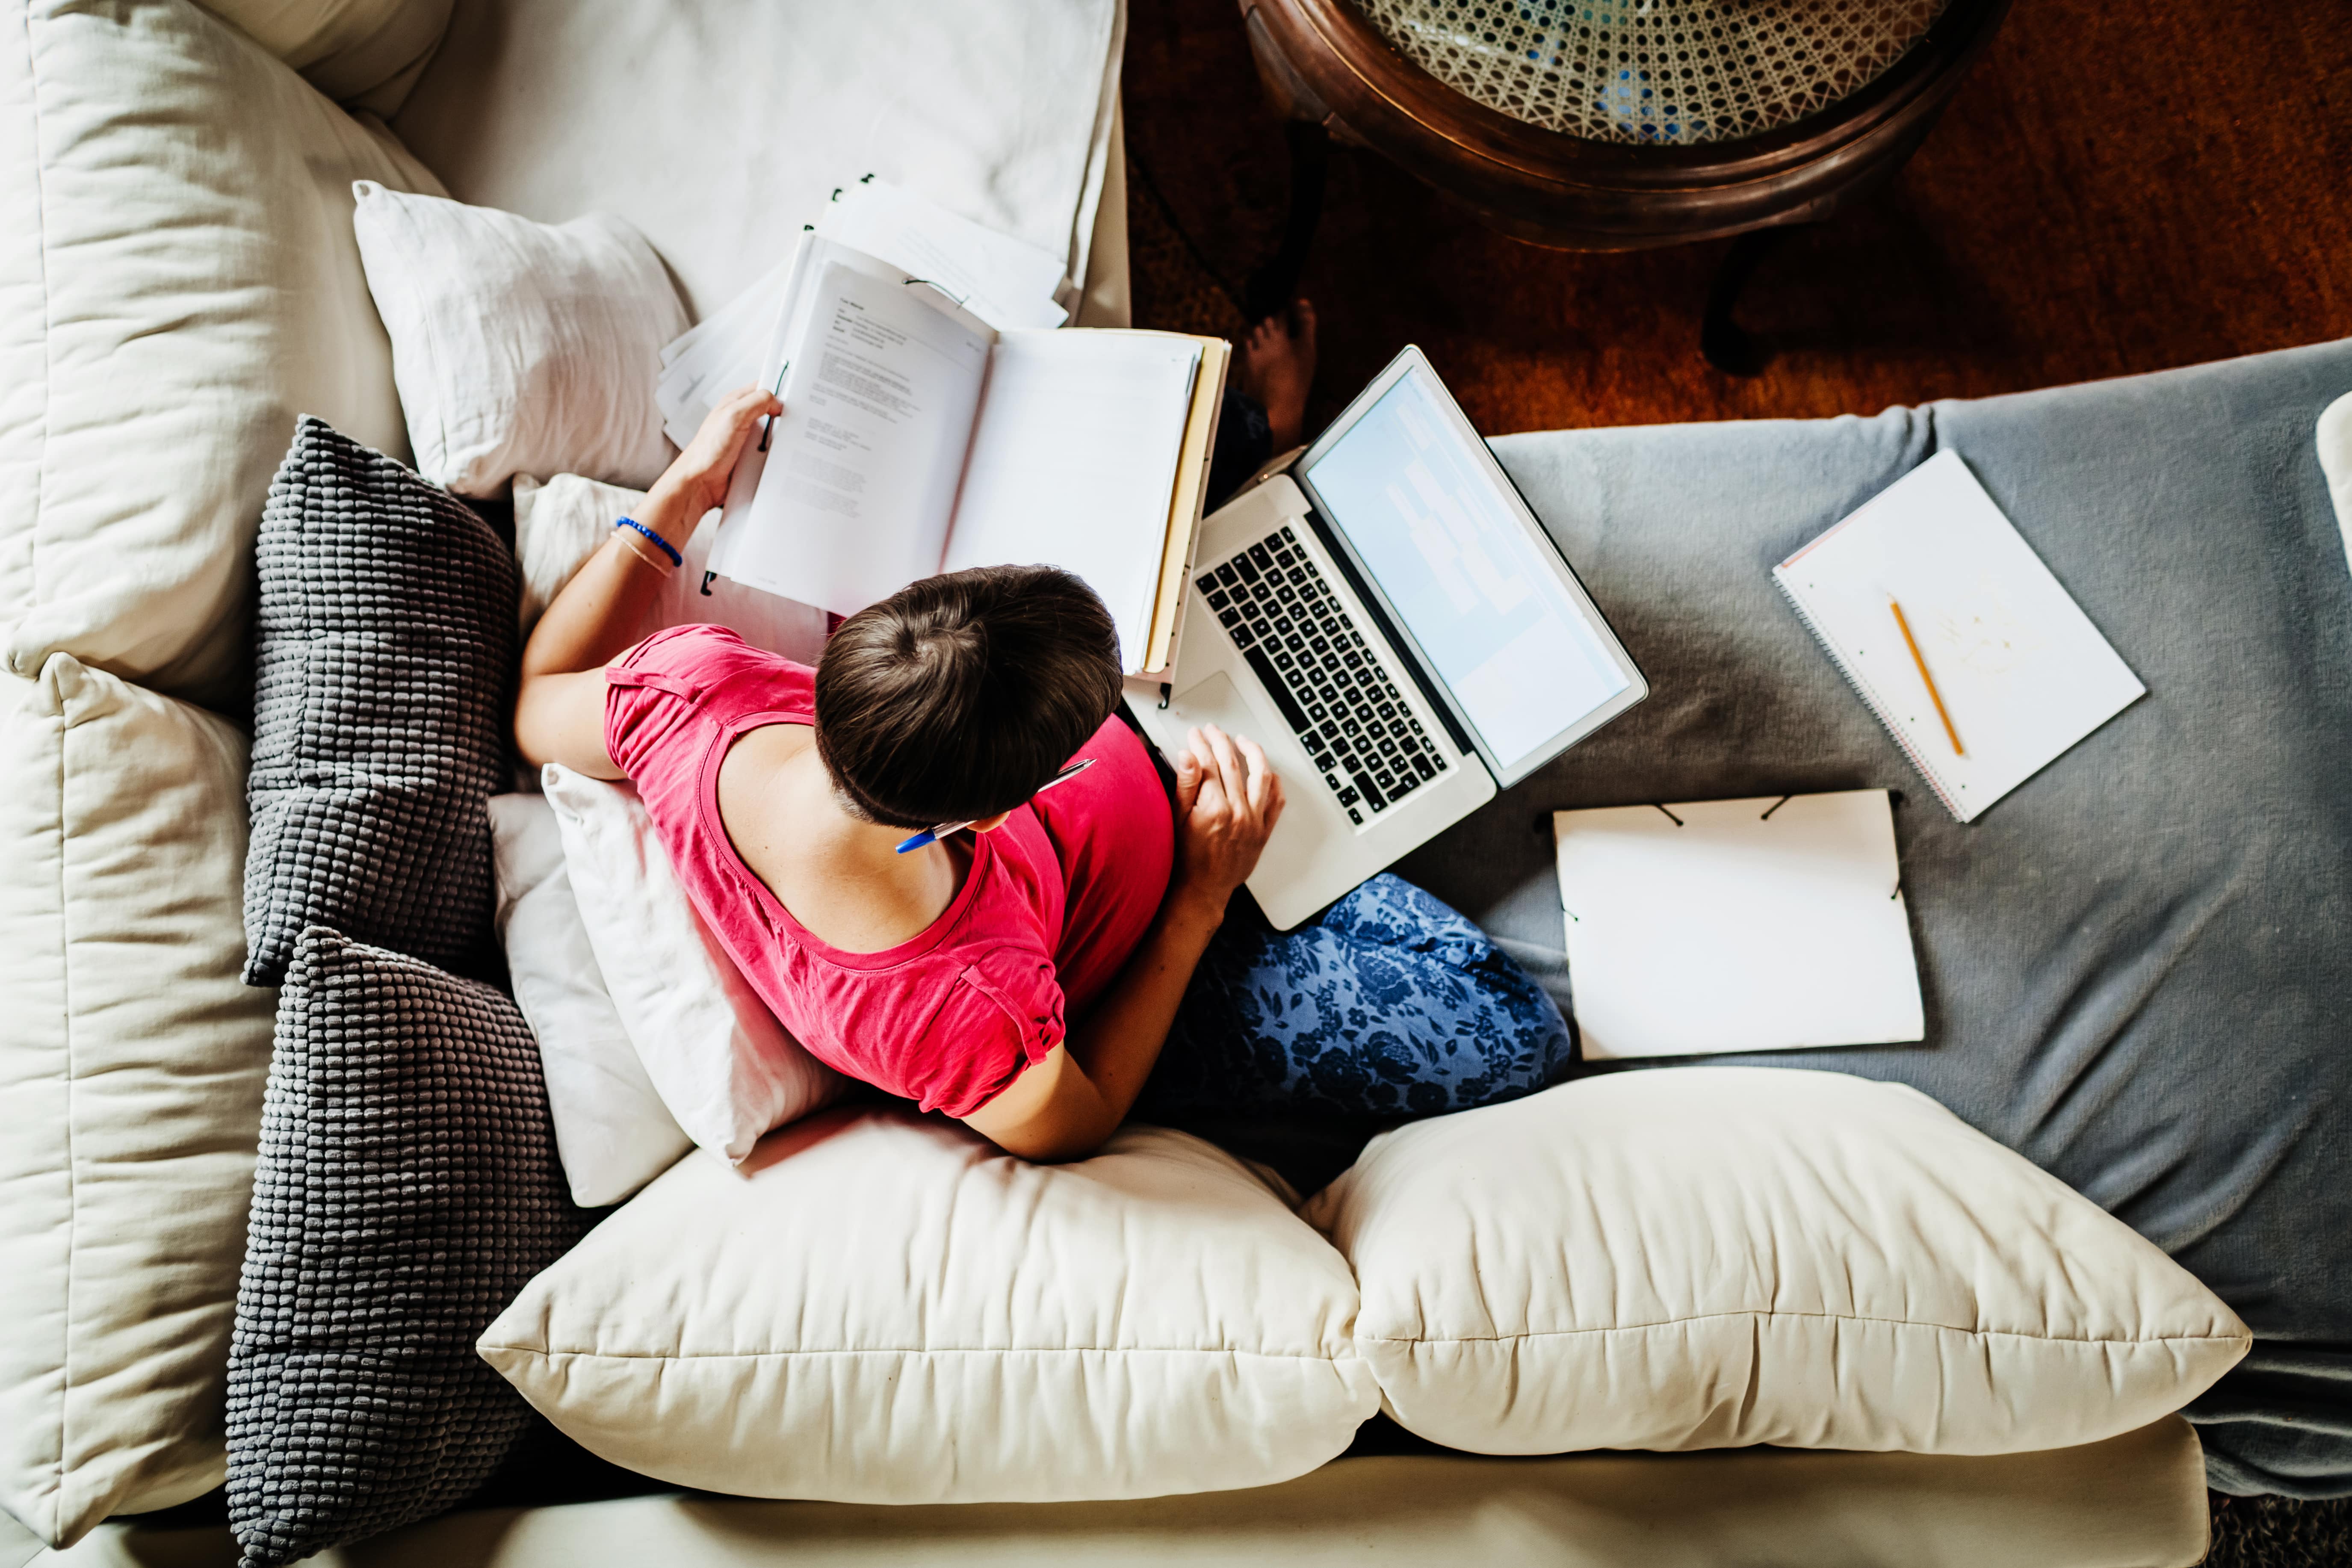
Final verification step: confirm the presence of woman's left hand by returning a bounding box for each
[644,384,782,534]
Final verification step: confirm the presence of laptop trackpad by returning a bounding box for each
[1166,670,1280,755]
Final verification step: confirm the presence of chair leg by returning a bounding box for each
[1244,121,1330,324]
[1700,227,1788,376]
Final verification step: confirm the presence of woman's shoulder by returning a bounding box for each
[605,623,817,789]
[616,623,816,707]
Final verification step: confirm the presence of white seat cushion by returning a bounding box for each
[1306,1067,2250,1458]
[17,1417,2221,1568]
[0,655,276,1547]
[389,0,1123,323]
[0,0,440,706]
[481,1111,1380,1503]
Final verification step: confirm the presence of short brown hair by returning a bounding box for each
[814,565,1123,830]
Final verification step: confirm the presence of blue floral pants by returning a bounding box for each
[1138,874,1573,1121]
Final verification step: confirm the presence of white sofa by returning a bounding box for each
[0,2,2227,1564]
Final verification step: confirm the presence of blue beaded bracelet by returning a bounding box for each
[615,516,682,569]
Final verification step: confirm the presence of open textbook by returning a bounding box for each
[706,233,1227,675]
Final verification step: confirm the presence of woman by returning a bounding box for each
[514,318,1568,1163]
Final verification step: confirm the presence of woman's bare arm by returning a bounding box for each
[963,725,1282,1162]
[512,386,780,777]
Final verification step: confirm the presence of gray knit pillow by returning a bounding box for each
[243,416,518,986]
[227,927,583,1568]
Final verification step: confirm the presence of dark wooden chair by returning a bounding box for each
[1235,0,2013,372]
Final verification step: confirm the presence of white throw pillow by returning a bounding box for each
[1306,1067,2251,1459]
[510,474,829,660]
[488,793,691,1207]
[540,764,841,1162]
[351,183,686,496]
[2318,391,2352,586]
[0,0,442,707]
[480,1110,1378,1502]
[0,656,278,1547]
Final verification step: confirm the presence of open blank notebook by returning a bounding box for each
[1553,790,1925,1060]
[1773,450,2146,822]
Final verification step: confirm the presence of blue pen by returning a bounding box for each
[896,758,1096,853]
[755,360,790,452]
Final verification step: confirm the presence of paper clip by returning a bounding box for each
[903,278,972,309]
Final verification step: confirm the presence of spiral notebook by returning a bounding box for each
[1773,451,2145,823]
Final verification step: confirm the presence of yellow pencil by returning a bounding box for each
[1889,600,1965,757]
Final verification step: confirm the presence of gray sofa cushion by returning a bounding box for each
[242,416,517,986]
[228,926,582,1567]
[1396,338,2352,1497]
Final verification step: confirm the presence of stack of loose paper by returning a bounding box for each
[654,256,796,451]
[655,177,1070,448]
[818,176,1070,333]
[1552,789,1926,1059]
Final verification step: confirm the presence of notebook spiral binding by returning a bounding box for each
[1770,572,1965,820]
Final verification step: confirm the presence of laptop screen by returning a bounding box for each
[1298,358,1639,782]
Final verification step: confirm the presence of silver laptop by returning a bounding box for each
[1130,346,1649,929]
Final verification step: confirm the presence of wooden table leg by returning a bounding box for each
[1700,226,1790,376]
[1245,120,1330,325]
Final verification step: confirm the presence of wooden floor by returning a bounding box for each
[1122,0,2352,439]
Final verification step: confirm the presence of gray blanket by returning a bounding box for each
[1395,339,2352,1497]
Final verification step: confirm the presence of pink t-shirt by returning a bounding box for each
[604,625,1174,1117]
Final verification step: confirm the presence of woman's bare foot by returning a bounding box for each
[1237,300,1317,452]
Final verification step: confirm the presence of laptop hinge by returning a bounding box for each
[1294,502,1480,762]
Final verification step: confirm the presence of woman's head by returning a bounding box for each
[815,565,1123,830]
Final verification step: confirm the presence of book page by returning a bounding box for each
[715,258,993,616]
[945,331,1201,671]
[1773,450,2146,822]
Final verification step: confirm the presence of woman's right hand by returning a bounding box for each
[642,384,783,538]
[1169,723,1285,919]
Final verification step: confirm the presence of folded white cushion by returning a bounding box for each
[540,764,841,1163]
[1306,1067,2251,1458]
[193,0,453,112]
[351,183,686,496]
[481,1110,1379,1502]
[510,473,829,659]
[0,0,441,706]
[488,793,691,1207]
[0,655,277,1547]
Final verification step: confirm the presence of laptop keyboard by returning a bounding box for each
[1197,525,1447,826]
